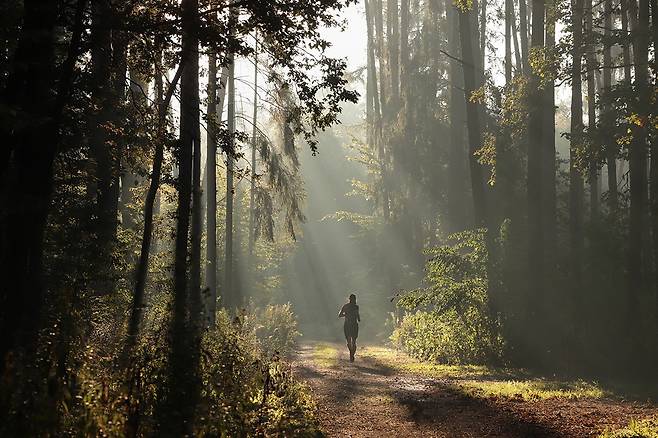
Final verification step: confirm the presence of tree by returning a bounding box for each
[457,0,487,227]
[248,38,259,264]
[569,0,585,322]
[163,0,202,433]
[584,0,599,222]
[225,45,236,310]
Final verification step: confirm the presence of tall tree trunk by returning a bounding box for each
[225,51,236,310]
[205,53,228,326]
[248,39,258,264]
[447,0,468,231]
[458,1,487,227]
[505,0,513,83]
[651,0,658,333]
[627,0,649,343]
[480,0,487,70]
[519,0,530,72]
[512,0,523,71]
[162,0,201,432]
[570,0,585,322]
[527,0,545,330]
[585,0,599,223]
[603,0,617,214]
[366,0,389,221]
[0,0,60,376]
[89,0,118,286]
[387,0,400,109]
[543,0,557,281]
[375,0,388,116]
[399,0,410,85]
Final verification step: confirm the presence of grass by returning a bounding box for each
[598,417,658,438]
[456,378,607,400]
[312,343,608,401]
[311,343,339,367]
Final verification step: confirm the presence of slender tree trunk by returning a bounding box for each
[162,0,201,432]
[90,0,118,283]
[621,0,633,84]
[458,1,487,227]
[248,39,258,264]
[627,0,649,341]
[480,0,487,70]
[603,0,617,214]
[543,0,557,280]
[649,0,658,334]
[375,0,388,117]
[366,0,389,221]
[400,0,410,85]
[512,0,523,71]
[447,0,468,231]
[585,0,599,222]
[570,0,585,321]
[519,0,530,72]
[225,51,236,310]
[387,0,400,109]
[505,0,513,83]
[527,0,545,329]
[205,52,228,326]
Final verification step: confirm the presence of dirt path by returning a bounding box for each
[293,343,658,438]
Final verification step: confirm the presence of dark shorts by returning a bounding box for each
[344,322,358,340]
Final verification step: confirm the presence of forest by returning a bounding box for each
[1,0,657,436]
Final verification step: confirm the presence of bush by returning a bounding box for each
[243,302,302,358]
[392,229,504,364]
[197,310,319,436]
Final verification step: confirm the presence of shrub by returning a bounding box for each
[392,229,504,364]
[243,302,302,358]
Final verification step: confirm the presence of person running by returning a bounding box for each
[338,294,360,362]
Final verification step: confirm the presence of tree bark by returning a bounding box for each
[570,0,585,321]
[161,0,201,432]
[387,0,400,109]
[447,0,468,231]
[0,0,60,375]
[527,0,545,327]
[205,52,228,326]
[543,0,557,282]
[603,0,617,214]
[225,50,236,310]
[248,39,258,264]
[458,2,487,227]
[627,0,649,340]
[585,0,599,222]
[519,0,530,73]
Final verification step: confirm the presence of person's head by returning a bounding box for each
[349,293,356,304]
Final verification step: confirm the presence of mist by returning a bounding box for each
[1,0,657,435]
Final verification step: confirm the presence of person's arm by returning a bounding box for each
[357,306,361,322]
[338,304,345,318]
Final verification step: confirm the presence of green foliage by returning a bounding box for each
[392,229,504,364]
[196,311,319,436]
[243,302,302,358]
[599,418,658,438]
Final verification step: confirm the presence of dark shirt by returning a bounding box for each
[339,303,360,325]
